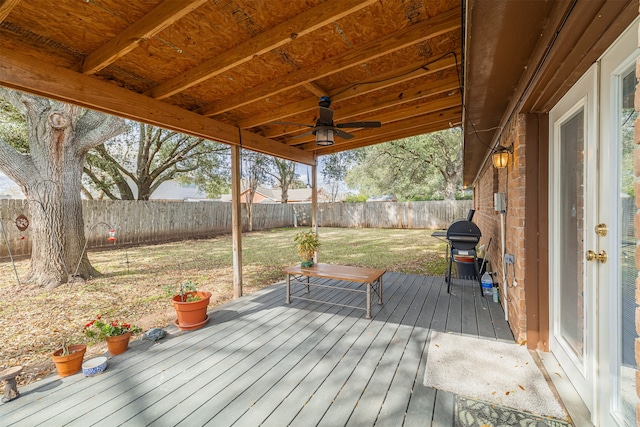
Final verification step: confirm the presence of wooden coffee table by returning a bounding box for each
[284,263,385,319]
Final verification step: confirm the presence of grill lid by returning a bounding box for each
[446,220,481,250]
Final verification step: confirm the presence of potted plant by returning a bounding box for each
[84,315,141,356]
[294,229,320,268]
[166,280,211,331]
[51,340,86,377]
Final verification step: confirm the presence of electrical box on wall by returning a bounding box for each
[494,193,506,212]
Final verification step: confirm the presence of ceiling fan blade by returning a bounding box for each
[333,129,354,140]
[319,106,334,124]
[270,121,314,128]
[336,121,382,128]
[291,130,315,139]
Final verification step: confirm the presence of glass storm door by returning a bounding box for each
[597,20,639,427]
[550,18,639,426]
[549,65,598,419]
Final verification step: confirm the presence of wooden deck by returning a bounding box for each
[1,273,513,426]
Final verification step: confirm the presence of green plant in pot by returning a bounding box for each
[165,280,212,331]
[294,229,320,268]
[84,315,141,356]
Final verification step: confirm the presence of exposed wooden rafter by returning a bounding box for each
[73,0,209,75]
[145,0,377,100]
[297,107,462,151]
[315,119,457,156]
[265,74,460,139]
[284,93,461,146]
[238,53,459,129]
[199,8,461,116]
[0,0,21,22]
[0,47,314,165]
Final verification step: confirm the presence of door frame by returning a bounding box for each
[548,64,599,422]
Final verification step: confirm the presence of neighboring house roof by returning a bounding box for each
[148,180,209,201]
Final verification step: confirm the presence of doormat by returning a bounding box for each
[455,396,573,427]
[424,331,567,420]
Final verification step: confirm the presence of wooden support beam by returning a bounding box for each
[286,94,462,146]
[199,8,461,116]
[238,53,459,129]
[296,107,462,151]
[74,0,209,75]
[0,0,21,22]
[146,0,377,100]
[231,144,243,299]
[0,47,315,165]
[314,121,456,156]
[265,74,460,138]
[302,82,327,98]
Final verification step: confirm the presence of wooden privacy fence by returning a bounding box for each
[0,199,471,258]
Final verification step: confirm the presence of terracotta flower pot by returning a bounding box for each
[51,344,86,377]
[105,332,132,355]
[172,291,211,331]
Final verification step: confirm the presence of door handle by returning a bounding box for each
[595,223,608,237]
[585,249,607,263]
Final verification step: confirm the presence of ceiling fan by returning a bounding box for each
[273,96,381,146]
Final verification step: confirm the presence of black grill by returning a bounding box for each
[445,219,482,292]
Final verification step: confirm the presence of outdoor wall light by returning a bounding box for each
[315,128,335,146]
[492,145,512,169]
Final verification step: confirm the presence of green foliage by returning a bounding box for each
[621,108,636,197]
[321,151,361,202]
[84,121,230,200]
[84,315,141,340]
[344,194,368,203]
[346,128,463,201]
[293,229,320,260]
[164,280,201,302]
[0,97,28,153]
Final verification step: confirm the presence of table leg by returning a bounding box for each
[366,282,371,319]
[378,276,383,305]
[286,274,291,304]
[306,275,310,293]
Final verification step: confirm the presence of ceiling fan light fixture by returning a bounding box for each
[315,128,335,146]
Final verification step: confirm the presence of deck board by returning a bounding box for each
[2,272,515,427]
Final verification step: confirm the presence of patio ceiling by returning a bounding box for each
[0,0,463,166]
[462,0,637,186]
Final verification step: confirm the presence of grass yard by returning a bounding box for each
[0,227,448,386]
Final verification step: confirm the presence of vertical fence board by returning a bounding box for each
[0,199,471,257]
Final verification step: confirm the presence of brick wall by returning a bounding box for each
[474,114,528,343]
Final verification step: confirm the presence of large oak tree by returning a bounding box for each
[0,88,126,288]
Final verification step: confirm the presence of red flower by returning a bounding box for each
[97,315,102,319]
[84,320,95,329]
[124,323,130,329]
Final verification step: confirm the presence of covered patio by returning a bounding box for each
[1,273,516,426]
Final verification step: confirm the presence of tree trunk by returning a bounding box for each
[0,90,126,288]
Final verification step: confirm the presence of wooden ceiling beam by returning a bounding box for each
[314,121,455,156]
[302,82,327,98]
[200,7,461,116]
[73,0,209,75]
[238,53,459,129]
[282,93,461,145]
[0,47,314,165]
[264,74,460,138]
[0,0,21,22]
[296,107,461,150]
[146,0,377,100]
